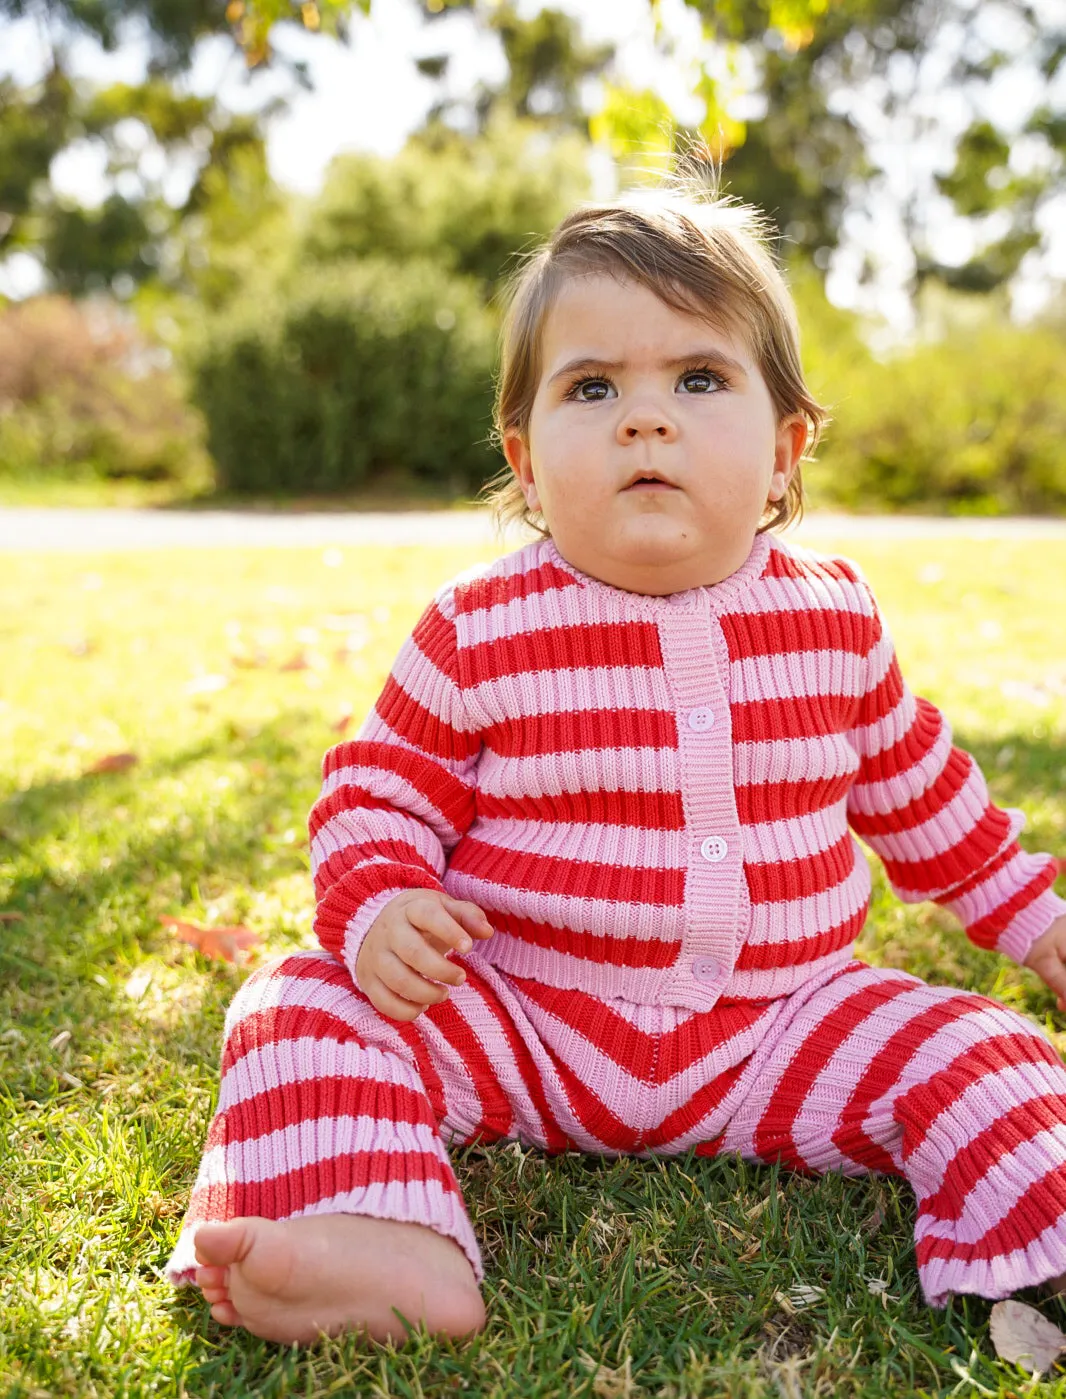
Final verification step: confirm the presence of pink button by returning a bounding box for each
[692,957,722,983]
[688,707,715,732]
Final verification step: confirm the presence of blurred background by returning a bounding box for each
[1,0,1064,516]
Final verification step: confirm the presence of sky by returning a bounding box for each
[2,0,1064,340]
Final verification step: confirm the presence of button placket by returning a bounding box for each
[658,603,746,1006]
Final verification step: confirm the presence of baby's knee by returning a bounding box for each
[223,949,350,1032]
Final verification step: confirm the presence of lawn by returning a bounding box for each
[1,532,1065,1399]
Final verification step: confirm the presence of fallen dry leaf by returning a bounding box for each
[279,651,310,672]
[331,706,354,734]
[160,916,261,965]
[989,1299,1066,1375]
[230,648,269,669]
[0,911,26,923]
[787,1285,824,1308]
[85,752,139,775]
[577,1352,638,1399]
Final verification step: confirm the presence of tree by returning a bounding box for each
[0,69,286,300]
[2,0,1061,308]
[299,113,591,297]
[417,2,613,136]
[673,0,1065,296]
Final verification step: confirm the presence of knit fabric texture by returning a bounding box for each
[164,949,1066,1307]
[310,532,1065,1010]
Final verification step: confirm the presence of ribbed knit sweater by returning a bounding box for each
[309,531,1066,1012]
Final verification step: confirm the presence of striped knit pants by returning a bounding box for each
[164,950,1066,1307]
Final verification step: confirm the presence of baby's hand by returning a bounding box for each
[1023,915,1066,1011]
[354,889,493,1022]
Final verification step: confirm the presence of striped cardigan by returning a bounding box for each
[310,532,1065,1011]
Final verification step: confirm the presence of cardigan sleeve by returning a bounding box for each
[843,575,1065,965]
[308,583,481,989]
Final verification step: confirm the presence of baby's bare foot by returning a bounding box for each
[193,1214,485,1345]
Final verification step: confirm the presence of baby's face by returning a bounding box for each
[504,274,807,595]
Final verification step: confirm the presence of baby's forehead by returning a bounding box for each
[536,272,753,367]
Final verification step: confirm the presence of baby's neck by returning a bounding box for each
[546,532,765,597]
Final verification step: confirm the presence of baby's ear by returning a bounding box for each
[503,431,540,512]
[770,414,807,499]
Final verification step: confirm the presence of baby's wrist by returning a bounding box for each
[997,889,1066,966]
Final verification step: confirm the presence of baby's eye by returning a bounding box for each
[568,377,614,402]
[678,369,725,394]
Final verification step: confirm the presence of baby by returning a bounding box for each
[165,189,1066,1346]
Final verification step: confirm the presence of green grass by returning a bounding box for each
[1,535,1065,1398]
[0,471,483,512]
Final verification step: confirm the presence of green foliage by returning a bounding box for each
[182,120,592,498]
[0,0,234,69]
[0,294,208,485]
[422,2,613,137]
[590,83,679,168]
[0,70,77,254]
[80,77,214,142]
[804,297,1066,514]
[0,69,282,300]
[191,258,498,494]
[43,193,160,294]
[299,117,591,297]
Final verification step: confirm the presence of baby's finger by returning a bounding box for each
[1033,952,1066,1009]
[396,926,467,986]
[441,895,494,939]
[405,898,475,954]
[364,974,429,1022]
[378,950,452,1007]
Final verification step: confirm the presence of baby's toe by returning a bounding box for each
[201,1285,230,1305]
[196,1265,228,1290]
[209,1300,242,1327]
[194,1220,250,1269]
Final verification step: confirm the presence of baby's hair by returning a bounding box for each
[481,177,829,538]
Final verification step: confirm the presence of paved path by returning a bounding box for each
[1,506,1064,551]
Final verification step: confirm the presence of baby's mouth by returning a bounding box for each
[624,474,678,491]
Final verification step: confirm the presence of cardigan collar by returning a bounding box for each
[542,532,771,616]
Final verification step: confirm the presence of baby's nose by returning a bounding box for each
[616,404,678,442]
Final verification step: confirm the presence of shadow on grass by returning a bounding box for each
[0,709,325,973]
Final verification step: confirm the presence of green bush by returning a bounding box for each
[190,258,498,494]
[792,276,1066,515]
[0,294,207,485]
[300,118,591,297]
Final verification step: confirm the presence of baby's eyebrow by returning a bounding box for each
[547,349,748,386]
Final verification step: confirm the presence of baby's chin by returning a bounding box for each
[557,529,743,595]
